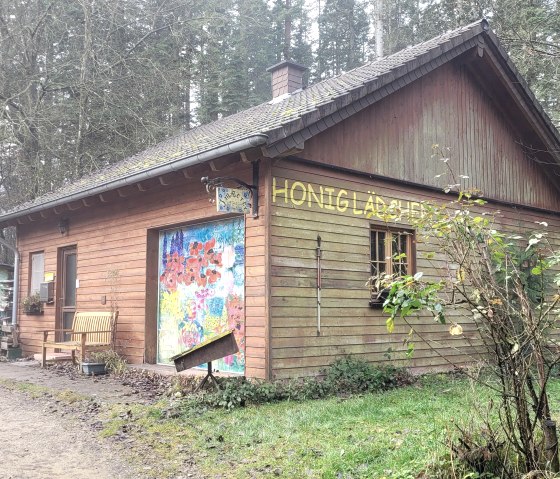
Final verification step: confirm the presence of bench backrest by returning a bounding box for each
[70,311,118,344]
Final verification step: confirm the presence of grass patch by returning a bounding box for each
[100,374,508,478]
[0,378,50,398]
[55,389,87,404]
[0,378,88,404]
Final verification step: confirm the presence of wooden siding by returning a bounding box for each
[16,160,269,379]
[300,61,560,212]
[269,159,560,378]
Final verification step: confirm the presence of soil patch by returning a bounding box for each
[0,360,202,479]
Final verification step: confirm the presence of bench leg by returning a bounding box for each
[71,350,76,365]
[80,333,86,364]
[41,345,46,368]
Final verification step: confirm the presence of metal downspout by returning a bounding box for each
[12,250,19,326]
[0,237,19,326]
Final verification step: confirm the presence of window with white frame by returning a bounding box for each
[29,252,45,295]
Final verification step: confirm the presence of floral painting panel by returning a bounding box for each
[157,217,245,373]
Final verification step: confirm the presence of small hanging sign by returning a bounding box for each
[216,187,252,214]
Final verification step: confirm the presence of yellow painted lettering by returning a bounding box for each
[399,201,409,217]
[323,187,336,210]
[364,194,376,217]
[272,177,288,203]
[352,192,363,215]
[290,181,307,206]
[307,184,324,208]
[375,197,386,218]
[336,190,348,212]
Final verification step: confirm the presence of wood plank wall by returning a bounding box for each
[300,61,560,213]
[16,160,269,378]
[269,159,560,378]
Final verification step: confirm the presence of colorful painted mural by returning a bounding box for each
[157,217,245,373]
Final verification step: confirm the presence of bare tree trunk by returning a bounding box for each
[348,2,355,67]
[283,0,291,61]
[75,0,94,179]
[375,0,383,59]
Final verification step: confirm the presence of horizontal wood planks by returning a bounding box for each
[300,61,560,212]
[269,159,560,378]
[17,161,268,378]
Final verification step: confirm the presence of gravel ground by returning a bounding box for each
[0,386,139,479]
[0,360,202,479]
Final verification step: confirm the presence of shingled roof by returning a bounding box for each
[2,19,559,223]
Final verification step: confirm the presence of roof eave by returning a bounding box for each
[0,134,268,227]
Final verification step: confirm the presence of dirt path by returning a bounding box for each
[0,360,198,479]
[0,386,139,479]
[0,360,143,402]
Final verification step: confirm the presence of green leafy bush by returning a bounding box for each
[201,357,413,409]
[324,356,407,393]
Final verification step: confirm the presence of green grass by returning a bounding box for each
[101,375,507,478]
[0,378,51,398]
[0,377,88,403]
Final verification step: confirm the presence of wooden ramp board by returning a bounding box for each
[33,352,73,362]
[170,330,239,373]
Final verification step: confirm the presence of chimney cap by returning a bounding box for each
[266,60,308,74]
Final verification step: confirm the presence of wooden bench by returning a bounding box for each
[41,311,118,367]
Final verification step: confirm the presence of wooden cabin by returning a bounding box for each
[1,20,560,379]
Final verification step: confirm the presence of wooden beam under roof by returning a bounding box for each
[66,201,81,211]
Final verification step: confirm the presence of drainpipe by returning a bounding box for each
[0,237,19,326]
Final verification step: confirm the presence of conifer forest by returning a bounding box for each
[0,0,558,209]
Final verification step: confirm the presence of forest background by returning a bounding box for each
[0,0,558,213]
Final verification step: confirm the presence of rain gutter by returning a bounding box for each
[0,134,269,224]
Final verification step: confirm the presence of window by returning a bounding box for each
[29,252,45,295]
[370,228,414,278]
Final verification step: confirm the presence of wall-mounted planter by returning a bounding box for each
[369,288,389,308]
[81,362,107,376]
[23,308,43,315]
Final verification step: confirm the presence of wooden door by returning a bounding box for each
[57,246,77,340]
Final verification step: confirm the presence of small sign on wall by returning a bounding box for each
[216,187,251,214]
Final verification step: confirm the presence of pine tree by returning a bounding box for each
[317,0,370,78]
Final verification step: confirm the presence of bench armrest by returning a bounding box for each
[41,329,75,341]
[75,330,113,335]
[39,328,74,333]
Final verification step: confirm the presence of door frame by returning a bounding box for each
[56,245,77,341]
[145,214,243,364]
[146,214,246,367]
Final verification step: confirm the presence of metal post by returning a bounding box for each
[316,235,322,336]
[251,161,259,218]
[12,249,19,326]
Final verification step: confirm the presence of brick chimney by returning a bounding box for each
[266,60,308,99]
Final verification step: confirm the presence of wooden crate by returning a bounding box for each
[0,322,20,359]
